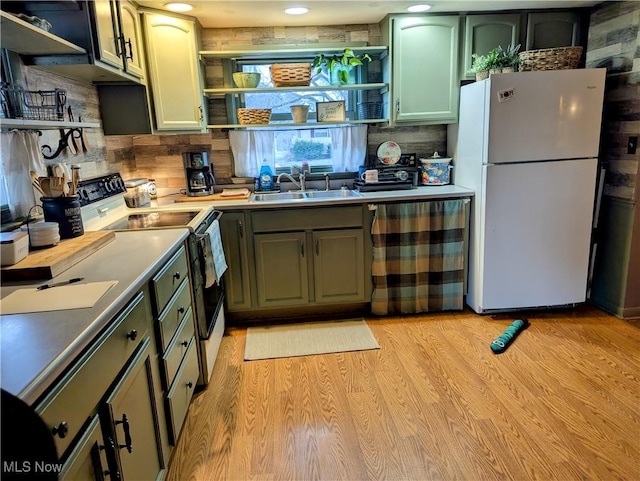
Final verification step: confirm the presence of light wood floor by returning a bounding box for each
[167,305,640,481]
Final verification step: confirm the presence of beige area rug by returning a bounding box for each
[244,318,380,361]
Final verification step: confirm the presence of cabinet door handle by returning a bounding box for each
[178,306,186,315]
[300,241,305,258]
[181,340,189,347]
[187,381,193,389]
[125,38,133,61]
[115,34,125,58]
[51,421,69,439]
[198,106,203,122]
[115,413,133,453]
[238,220,244,238]
[126,329,138,341]
[396,98,400,113]
[173,271,181,281]
[315,240,320,256]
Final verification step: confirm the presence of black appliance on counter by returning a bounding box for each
[354,153,420,191]
[183,151,215,196]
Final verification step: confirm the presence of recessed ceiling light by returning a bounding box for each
[285,7,309,15]
[407,4,432,12]
[165,3,194,12]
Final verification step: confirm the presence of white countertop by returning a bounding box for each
[160,184,474,210]
[0,229,189,405]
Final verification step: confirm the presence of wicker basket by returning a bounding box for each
[270,63,311,87]
[237,108,272,125]
[518,46,583,71]
[357,102,382,120]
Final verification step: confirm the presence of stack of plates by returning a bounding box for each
[22,221,60,248]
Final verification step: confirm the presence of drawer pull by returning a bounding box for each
[115,413,133,453]
[187,381,193,389]
[126,329,138,341]
[51,421,69,439]
[173,272,181,281]
[181,340,189,347]
[178,306,186,315]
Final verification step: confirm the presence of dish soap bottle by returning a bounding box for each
[258,159,274,191]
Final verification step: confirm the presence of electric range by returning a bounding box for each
[79,173,214,233]
[78,173,225,387]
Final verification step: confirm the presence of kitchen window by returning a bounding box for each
[228,59,367,177]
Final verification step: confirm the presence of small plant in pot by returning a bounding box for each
[468,53,491,80]
[312,48,372,85]
[497,44,521,72]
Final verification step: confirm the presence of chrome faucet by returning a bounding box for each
[276,172,306,191]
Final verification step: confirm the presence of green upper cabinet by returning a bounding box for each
[525,12,581,49]
[463,14,521,80]
[387,15,461,125]
[143,12,205,131]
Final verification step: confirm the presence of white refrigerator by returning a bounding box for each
[449,68,606,314]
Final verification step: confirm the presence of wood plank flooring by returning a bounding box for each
[167,305,640,481]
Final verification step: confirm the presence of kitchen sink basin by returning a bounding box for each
[251,189,362,202]
[252,192,307,201]
[304,190,362,199]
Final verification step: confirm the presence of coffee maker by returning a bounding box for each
[183,151,215,196]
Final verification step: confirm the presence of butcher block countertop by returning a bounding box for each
[0,229,189,405]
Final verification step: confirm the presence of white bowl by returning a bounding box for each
[232,72,261,88]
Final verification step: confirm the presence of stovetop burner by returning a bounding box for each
[103,211,201,230]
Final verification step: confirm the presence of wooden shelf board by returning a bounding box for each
[199,45,388,60]
[0,119,101,130]
[206,119,388,129]
[204,83,388,96]
[0,10,87,55]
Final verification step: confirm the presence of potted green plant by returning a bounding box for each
[312,48,372,85]
[497,44,521,72]
[485,48,504,75]
[468,53,490,80]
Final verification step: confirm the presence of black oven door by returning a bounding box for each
[193,211,225,340]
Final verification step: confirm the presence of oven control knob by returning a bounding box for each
[78,188,89,200]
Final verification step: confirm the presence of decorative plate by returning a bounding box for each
[377,141,401,165]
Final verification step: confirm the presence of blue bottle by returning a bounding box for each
[258,160,274,191]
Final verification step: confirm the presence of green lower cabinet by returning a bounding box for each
[59,415,109,481]
[220,211,253,311]
[102,339,164,481]
[254,229,365,308]
[313,229,365,303]
[254,232,310,307]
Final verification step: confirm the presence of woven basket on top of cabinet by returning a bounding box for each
[518,46,583,71]
[270,63,312,87]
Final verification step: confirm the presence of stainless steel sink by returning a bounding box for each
[251,189,362,202]
[304,190,362,199]
[251,192,307,201]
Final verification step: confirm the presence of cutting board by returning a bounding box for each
[174,189,251,203]
[1,231,116,281]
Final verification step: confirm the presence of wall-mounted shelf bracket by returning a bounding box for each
[42,128,82,160]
